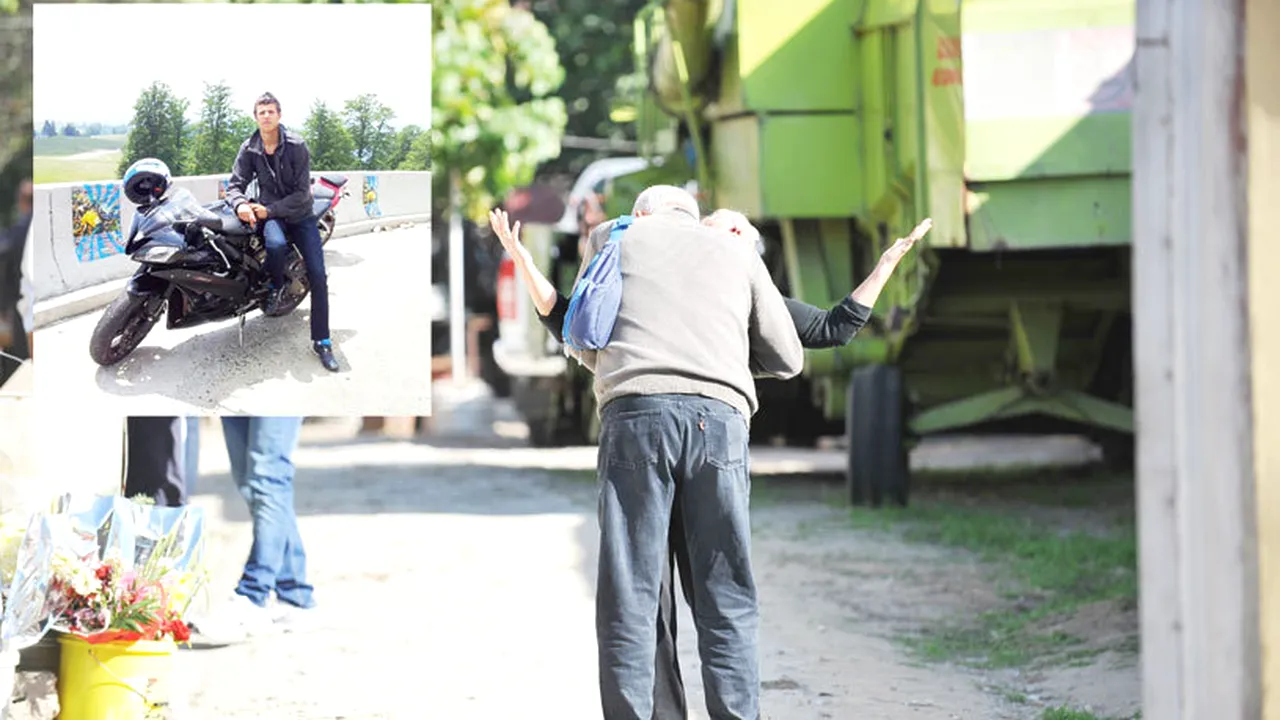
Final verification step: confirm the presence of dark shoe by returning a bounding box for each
[263,287,287,316]
[313,340,339,372]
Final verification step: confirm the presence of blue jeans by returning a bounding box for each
[596,394,758,720]
[221,416,315,609]
[262,216,330,343]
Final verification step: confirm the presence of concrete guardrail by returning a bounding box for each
[33,170,432,303]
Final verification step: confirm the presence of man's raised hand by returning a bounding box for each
[881,217,933,266]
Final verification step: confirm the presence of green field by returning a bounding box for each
[33,135,127,184]
[33,134,126,157]
[34,151,123,184]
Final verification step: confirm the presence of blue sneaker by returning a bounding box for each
[313,339,339,372]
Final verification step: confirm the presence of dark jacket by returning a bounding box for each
[225,124,314,223]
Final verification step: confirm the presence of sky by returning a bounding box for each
[34,3,432,130]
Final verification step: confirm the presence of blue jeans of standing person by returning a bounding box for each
[596,394,758,720]
[221,416,315,610]
[262,216,330,343]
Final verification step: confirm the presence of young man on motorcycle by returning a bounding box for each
[225,92,340,373]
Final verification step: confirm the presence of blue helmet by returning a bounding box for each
[122,158,172,206]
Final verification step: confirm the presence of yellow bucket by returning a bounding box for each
[57,633,177,720]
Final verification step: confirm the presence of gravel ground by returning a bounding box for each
[161,389,1134,719]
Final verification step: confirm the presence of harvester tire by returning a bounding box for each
[846,364,909,507]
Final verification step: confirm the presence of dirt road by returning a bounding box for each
[169,414,1137,719]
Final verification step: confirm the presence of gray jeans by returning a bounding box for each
[596,394,759,720]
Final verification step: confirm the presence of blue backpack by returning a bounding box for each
[563,215,634,351]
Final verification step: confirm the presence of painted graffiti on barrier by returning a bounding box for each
[218,179,229,201]
[71,183,124,262]
[363,175,382,218]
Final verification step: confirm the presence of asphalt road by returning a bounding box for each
[32,225,433,416]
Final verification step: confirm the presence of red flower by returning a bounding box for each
[168,618,191,643]
[95,564,111,582]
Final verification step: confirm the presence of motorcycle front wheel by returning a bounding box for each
[89,293,163,366]
[269,249,312,316]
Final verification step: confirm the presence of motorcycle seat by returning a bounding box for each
[313,185,336,200]
[319,173,348,188]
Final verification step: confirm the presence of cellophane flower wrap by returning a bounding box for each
[45,496,207,645]
[0,509,58,654]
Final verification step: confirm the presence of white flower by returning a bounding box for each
[51,550,99,597]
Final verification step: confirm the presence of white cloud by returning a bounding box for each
[34,3,432,130]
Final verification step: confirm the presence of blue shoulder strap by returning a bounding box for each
[562,215,634,351]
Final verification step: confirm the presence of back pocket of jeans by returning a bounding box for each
[600,410,662,470]
[704,413,747,470]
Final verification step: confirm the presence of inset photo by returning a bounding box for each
[31,2,432,416]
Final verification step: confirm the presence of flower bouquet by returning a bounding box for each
[35,496,207,719]
[49,547,196,646]
[46,495,206,645]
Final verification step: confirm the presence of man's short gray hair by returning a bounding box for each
[632,185,700,219]
[705,209,765,255]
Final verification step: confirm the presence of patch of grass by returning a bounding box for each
[850,501,1137,601]
[1042,709,1101,720]
[1003,690,1028,704]
[852,475,1137,670]
[558,469,597,485]
[33,134,125,156]
[34,151,123,184]
[1041,707,1141,720]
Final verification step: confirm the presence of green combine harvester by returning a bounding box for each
[608,0,1136,505]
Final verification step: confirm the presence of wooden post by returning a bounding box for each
[1134,0,1260,717]
[1247,0,1280,714]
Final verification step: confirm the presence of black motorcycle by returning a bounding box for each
[89,186,317,367]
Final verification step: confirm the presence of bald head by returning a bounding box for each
[704,209,764,255]
[632,185,699,220]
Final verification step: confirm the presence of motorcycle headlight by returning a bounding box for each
[131,245,181,263]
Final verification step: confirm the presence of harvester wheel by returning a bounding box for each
[846,364,909,507]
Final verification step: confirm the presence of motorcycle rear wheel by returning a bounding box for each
[89,293,163,366]
[318,211,335,246]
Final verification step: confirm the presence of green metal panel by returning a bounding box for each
[737,0,858,112]
[967,177,1131,250]
[961,1,1134,181]
[965,115,1132,180]
[759,116,863,218]
[855,0,918,29]
[919,0,967,248]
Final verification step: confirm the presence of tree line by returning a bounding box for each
[114,81,430,178]
[39,122,130,137]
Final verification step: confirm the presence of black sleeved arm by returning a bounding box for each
[537,293,570,341]
[785,296,874,349]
